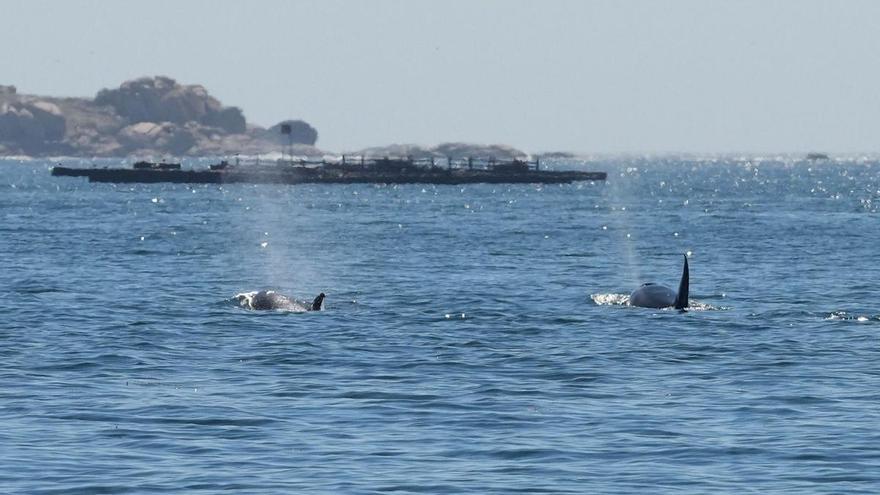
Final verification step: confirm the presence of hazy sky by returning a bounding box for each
[3,0,879,153]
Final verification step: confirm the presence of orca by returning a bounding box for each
[240,291,325,312]
[628,255,689,310]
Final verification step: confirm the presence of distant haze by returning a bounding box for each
[4,0,879,154]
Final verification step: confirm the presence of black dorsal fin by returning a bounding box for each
[674,255,689,310]
[312,293,325,311]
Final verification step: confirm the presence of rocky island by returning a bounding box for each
[0,76,320,157]
[0,76,531,160]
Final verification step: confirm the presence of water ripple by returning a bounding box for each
[3,158,880,494]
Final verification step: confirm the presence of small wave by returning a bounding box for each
[590,293,630,306]
[128,249,165,256]
[825,311,880,322]
[14,286,64,295]
[561,252,597,258]
[687,300,727,311]
[590,293,725,311]
[50,412,275,427]
[12,278,64,295]
[32,361,102,372]
[440,312,469,321]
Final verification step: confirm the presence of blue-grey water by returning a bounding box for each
[2,157,879,494]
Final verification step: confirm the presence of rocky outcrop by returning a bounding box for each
[0,76,317,157]
[242,119,320,150]
[353,142,528,160]
[0,98,67,153]
[94,76,246,134]
[536,151,577,159]
[0,76,531,159]
[117,121,200,155]
[266,120,318,145]
[432,142,527,159]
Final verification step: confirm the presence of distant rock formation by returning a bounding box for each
[94,76,246,134]
[0,76,533,160]
[536,151,577,159]
[0,98,67,154]
[352,142,528,160]
[117,121,199,155]
[256,119,318,146]
[0,76,319,157]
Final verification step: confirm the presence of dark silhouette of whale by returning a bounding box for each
[238,291,325,312]
[628,255,689,310]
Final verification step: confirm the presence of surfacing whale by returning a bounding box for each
[628,255,689,310]
[238,290,325,312]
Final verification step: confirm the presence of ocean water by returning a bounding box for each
[1,156,879,494]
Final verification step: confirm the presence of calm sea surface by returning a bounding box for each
[1,157,879,494]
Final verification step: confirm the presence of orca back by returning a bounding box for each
[629,283,677,308]
[628,255,690,309]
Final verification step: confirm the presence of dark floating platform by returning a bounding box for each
[52,157,607,185]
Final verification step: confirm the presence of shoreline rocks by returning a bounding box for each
[0,76,529,160]
[0,76,318,157]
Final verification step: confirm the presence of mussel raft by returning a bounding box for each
[51,157,607,185]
